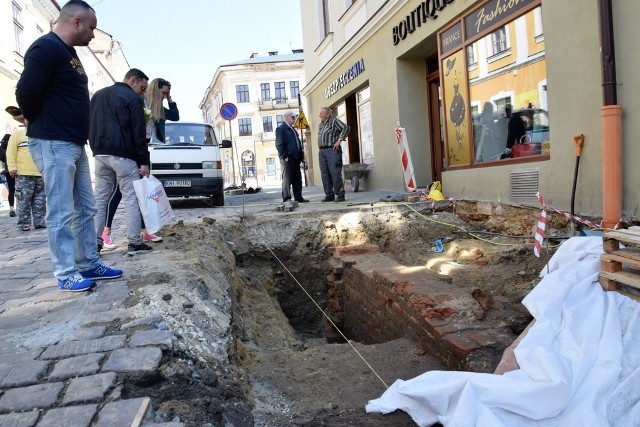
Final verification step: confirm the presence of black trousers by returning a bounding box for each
[2,172,15,207]
[281,158,303,202]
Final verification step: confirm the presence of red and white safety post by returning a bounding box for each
[395,124,416,191]
[533,192,547,257]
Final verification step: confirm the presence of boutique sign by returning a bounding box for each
[325,59,365,98]
[392,0,455,45]
[465,0,535,38]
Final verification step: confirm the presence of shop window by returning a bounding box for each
[238,118,252,136]
[236,85,249,103]
[357,87,374,165]
[440,4,549,167]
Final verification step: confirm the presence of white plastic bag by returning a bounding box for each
[133,174,174,234]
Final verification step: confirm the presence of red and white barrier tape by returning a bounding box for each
[534,192,622,257]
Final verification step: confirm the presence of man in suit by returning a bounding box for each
[276,111,308,203]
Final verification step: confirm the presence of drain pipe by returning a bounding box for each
[598,0,622,228]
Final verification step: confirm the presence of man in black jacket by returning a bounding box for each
[275,111,308,203]
[89,68,152,255]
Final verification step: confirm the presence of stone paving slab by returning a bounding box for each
[142,423,185,427]
[94,282,131,304]
[121,315,167,330]
[83,309,135,325]
[69,326,107,341]
[0,382,64,413]
[49,353,105,381]
[0,313,43,330]
[0,348,43,366]
[0,360,49,388]
[0,411,39,427]
[103,347,163,373]
[94,397,151,427]
[37,404,98,427]
[39,335,126,360]
[63,372,117,405]
[129,330,174,350]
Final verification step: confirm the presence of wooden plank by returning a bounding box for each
[603,230,640,246]
[599,270,640,291]
[609,246,640,262]
[601,251,640,270]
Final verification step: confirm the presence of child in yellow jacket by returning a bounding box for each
[6,106,45,231]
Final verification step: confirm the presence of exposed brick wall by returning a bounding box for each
[325,244,517,372]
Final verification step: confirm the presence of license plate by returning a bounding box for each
[164,180,191,187]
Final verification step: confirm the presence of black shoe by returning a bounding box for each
[322,196,335,202]
[9,210,16,217]
[296,198,310,203]
[127,242,153,255]
[336,195,346,202]
[97,244,103,254]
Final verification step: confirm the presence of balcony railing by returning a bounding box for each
[258,97,299,111]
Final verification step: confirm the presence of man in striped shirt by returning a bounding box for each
[317,107,350,202]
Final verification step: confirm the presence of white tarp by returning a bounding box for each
[366,237,640,427]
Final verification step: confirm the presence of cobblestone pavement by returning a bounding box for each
[0,183,405,426]
[0,195,188,427]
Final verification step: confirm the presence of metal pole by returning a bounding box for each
[229,120,237,187]
[253,137,259,189]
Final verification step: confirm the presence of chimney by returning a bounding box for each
[268,51,278,56]
[292,49,303,54]
[250,52,259,58]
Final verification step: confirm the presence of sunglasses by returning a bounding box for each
[158,79,171,89]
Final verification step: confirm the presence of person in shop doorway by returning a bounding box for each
[276,111,308,204]
[504,103,526,157]
[317,107,350,202]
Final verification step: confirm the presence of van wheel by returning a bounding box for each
[211,193,224,206]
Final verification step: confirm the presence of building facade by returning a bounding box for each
[300,0,639,222]
[199,52,306,187]
[1,0,128,136]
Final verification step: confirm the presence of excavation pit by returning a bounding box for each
[114,202,564,425]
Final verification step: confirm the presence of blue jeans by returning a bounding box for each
[29,139,100,279]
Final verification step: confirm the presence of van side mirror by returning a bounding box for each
[220,139,232,148]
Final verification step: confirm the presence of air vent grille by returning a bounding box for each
[509,168,540,201]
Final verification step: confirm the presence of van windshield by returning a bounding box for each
[160,124,219,146]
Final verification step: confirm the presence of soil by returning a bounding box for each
[102,203,556,426]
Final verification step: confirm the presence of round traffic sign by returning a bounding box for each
[220,102,238,121]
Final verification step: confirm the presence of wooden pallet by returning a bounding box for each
[599,227,640,302]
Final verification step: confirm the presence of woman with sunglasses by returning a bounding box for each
[146,78,179,143]
[100,78,179,249]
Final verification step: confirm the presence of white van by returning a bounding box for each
[149,122,231,206]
